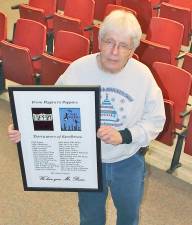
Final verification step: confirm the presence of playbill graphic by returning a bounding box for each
[32,108,54,131]
[8,86,101,192]
[59,108,81,131]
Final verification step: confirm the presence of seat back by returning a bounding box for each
[92,24,100,54]
[184,111,192,156]
[0,12,7,59]
[152,62,192,129]
[104,3,137,18]
[29,0,56,16]
[168,0,192,30]
[160,2,191,46]
[19,4,46,25]
[54,31,90,61]
[0,12,7,41]
[94,0,116,20]
[13,18,46,57]
[135,39,171,70]
[64,0,95,28]
[0,41,35,85]
[120,0,153,33]
[156,99,176,146]
[56,0,66,11]
[41,53,70,84]
[132,53,139,60]
[53,14,82,35]
[182,53,192,73]
[182,53,192,95]
[146,17,184,65]
[20,0,56,30]
[169,0,192,8]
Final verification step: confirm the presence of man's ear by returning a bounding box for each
[129,49,136,59]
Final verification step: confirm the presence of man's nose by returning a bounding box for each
[111,43,119,54]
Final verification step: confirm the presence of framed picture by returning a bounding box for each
[8,86,102,192]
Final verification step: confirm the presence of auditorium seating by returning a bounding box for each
[119,0,155,33]
[53,0,95,39]
[0,12,7,43]
[156,99,175,146]
[159,2,191,46]
[168,0,192,29]
[52,30,90,62]
[145,17,184,65]
[12,0,56,31]
[152,62,192,130]
[167,108,192,173]
[91,24,100,53]
[1,0,192,178]
[152,62,192,173]
[40,53,70,84]
[135,39,171,70]
[11,0,57,52]
[94,0,116,21]
[12,18,47,73]
[0,41,39,85]
[0,11,7,92]
[53,13,83,37]
[182,53,192,95]
[182,53,192,74]
[0,11,7,59]
[56,0,66,11]
[39,30,90,84]
[184,111,192,156]
[104,3,137,18]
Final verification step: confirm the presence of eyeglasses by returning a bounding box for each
[101,38,132,52]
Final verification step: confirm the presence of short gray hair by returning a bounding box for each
[99,10,142,49]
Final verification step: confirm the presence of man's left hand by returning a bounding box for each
[97,126,122,145]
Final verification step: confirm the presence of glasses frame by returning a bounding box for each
[101,38,133,52]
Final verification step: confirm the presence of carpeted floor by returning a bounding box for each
[1,99,192,225]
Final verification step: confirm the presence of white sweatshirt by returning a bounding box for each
[56,53,165,163]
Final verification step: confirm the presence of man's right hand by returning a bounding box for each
[8,124,21,144]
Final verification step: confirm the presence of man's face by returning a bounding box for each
[98,31,134,74]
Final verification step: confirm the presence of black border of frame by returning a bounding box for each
[8,85,102,192]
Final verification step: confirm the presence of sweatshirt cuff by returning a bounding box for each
[119,128,132,144]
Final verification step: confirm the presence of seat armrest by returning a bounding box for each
[84,25,94,31]
[34,73,41,85]
[45,14,54,20]
[153,4,161,10]
[176,52,186,60]
[11,4,20,10]
[180,107,192,118]
[32,55,41,61]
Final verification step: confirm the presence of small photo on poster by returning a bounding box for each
[31,108,54,131]
[59,108,81,131]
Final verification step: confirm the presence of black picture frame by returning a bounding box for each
[8,86,102,192]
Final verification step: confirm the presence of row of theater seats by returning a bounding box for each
[0,0,192,173]
[6,0,192,52]
[95,0,192,45]
[0,17,90,85]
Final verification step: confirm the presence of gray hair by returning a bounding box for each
[99,10,142,49]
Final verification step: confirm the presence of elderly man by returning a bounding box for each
[8,10,165,225]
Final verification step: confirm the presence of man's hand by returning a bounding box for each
[8,124,21,144]
[97,126,122,145]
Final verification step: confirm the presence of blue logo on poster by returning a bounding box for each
[59,108,81,131]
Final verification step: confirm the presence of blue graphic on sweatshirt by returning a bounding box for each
[100,86,133,127]
[101,94,119,123]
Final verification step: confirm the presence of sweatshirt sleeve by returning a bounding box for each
[128,78,166,147]
[55,63,75,85]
